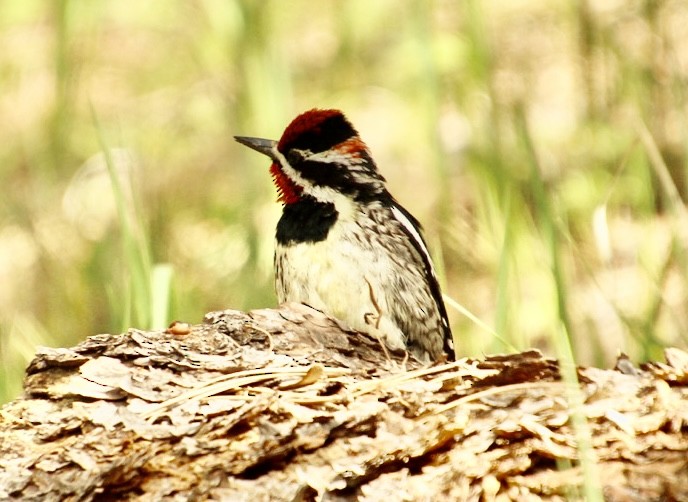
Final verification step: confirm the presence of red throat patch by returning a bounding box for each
[270,162,302,205]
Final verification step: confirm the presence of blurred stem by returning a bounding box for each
[152,264,173,330]
[235,0,288,307]
[637,118,688,353]
[517,103,602,499]
[410,0,450,219]
[50,0,73,175]
[515,105,574,347]
[553,323,603,501]
[91,105,153,330]
[494,189,513,347]
[464,0,504,175]
[636,118,688,226]
[576,0,598,120]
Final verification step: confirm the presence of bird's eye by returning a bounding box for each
[287,149,305,165]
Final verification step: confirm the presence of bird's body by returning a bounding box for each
[235,109,454,362]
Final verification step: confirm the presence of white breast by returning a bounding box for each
[274,197,407,351]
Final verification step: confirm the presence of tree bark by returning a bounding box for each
[1,303,687,501]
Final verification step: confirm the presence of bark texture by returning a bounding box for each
[1,303,687,501]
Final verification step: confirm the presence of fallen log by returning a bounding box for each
[1,303,687,500]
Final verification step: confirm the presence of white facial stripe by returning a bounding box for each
[271,145,351,208]
[391,205,433,270]
[311,148,366,166]
[271,145,315,190]
[272,146,357,203]
[271,143,384,207]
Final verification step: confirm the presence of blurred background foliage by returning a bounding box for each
[2,0,688,403]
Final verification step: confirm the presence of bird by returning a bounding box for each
[235,109,454,362]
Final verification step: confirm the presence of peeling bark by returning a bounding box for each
[1,303,687,501]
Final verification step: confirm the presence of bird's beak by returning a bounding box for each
[234,136,278,161]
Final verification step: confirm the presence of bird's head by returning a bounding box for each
[235,109,387,205]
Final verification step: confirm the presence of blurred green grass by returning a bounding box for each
[2,0,688,404]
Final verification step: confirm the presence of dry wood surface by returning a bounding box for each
[1,303,687,501]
